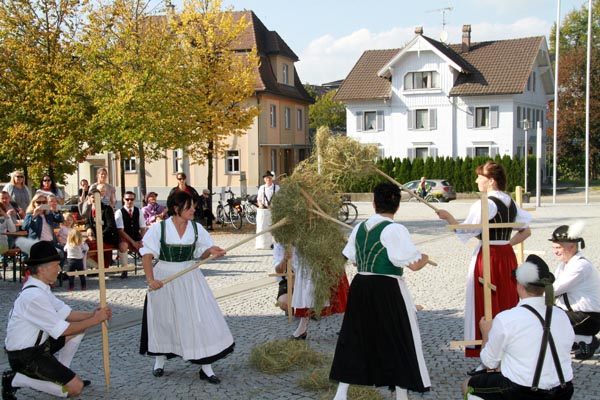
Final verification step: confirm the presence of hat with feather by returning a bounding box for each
[549,220,585,249]
[515,254,555,306]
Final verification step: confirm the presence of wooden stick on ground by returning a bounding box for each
[92,192,111,391]
[371,167,440,212]
[153,217,289,289]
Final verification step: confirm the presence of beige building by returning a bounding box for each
[65,11,313,202]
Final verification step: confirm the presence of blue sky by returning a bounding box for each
[217,0,586,85]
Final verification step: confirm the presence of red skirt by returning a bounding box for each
[295,274,350,318]
[466,244,519,357]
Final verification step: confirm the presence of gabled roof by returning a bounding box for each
[335,34,546,101]
[232,11,313,104]
[334,49,398,102]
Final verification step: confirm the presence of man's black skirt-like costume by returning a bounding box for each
[329,219,431,393]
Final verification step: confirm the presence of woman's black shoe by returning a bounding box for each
[292,331,308,340]
[152,368,164,377]
[199,370,221,384]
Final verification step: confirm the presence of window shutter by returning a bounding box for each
[429,147,438,159]
[490,106,499,128]
[466,147,474,157]
[490,146,498,157]
[429,109,437,130]
[407,148,415,160]
[376,110,384,131]
[517,106,521,128]
[467,107,474,129]
[407,110,414,130]
[404,73,412,90]
[356,112,363,131]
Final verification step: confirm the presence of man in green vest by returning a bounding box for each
[329,182,432,400]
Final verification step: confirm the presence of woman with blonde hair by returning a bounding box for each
[4,170,30,211]
[22,193,64,245]
[89,168,115,208]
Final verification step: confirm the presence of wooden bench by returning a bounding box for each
[2,247,22,282]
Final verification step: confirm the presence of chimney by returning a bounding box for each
[462,25,471,53]
[415,26,423,35]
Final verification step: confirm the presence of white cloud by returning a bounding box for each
[296,18,552,85]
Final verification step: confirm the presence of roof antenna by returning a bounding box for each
[427,3,453,43]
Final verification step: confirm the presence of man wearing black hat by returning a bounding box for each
[549,222,600,360]
[463,254,574,399]
[2,240,112,399]
[256,171,279,250]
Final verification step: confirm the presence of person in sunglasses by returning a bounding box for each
[4,170,30,212]
[115,191,147,278]
[167,172,202,222]
[35,175,65,205]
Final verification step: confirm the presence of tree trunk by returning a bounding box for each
[207,140,214,195]
[138,142,147,205]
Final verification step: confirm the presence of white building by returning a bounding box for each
[334,25,553,170]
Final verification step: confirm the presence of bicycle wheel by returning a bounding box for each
[345,203,358,224]
[427,195,440,203]
[245,203,257,224]
[228,205,243,230]
[408,196,419,203]
[216,205,225,225]
[337,204,349,222]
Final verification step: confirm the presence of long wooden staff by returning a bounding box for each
[151,217,289,289]
[300,188,438,267]
[92,192,111,390]
[371,167,440,212]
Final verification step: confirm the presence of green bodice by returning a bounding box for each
[158,221,198,262]
[355,220,402,277]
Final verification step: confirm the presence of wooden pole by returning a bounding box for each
[93,192,111,390]
[515,186,525,264]
[371,167,440,212]
[154,217,289,288]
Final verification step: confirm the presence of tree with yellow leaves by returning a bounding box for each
[0,0,98,185]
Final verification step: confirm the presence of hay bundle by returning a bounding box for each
[318,386,385,400]
[296,127,378,191]
[298,367,333,391]
[249,339,326,374]
[270,170,347,315]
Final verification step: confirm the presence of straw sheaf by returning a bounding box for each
[249,339,326,374]
[271,174,348,315]
[298,128,379,192]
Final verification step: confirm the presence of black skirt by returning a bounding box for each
[329,274,430,392]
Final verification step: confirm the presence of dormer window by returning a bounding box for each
[404,71,440,90]
[282,63,289,85]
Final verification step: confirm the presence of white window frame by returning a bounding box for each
[285,107,291,129]
[123,157,136,173]
[172,149,183,173]
[297,108,303,130]
[282,63,289,85]
[404,71,440,90]
[408,109,437,130]
[270,104,277,128]
[356,110,384,132]
[225,150,240,174]
[467,106,498,129]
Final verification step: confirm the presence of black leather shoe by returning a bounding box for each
[2,370,18,400]
[152,368,164,377]
[120,272,128,279]
[574,336,600,360]
[199,370,221,384]
[82,380,91,387]
[292,331,307,340]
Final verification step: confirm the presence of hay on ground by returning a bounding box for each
[318,385,386,400]
[249,339,326,374]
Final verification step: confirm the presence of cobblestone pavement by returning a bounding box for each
[1,193,599,399]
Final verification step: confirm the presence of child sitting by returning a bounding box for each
[64,229,89,291]
[57,212,75,248]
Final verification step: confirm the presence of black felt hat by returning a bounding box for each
[515,254,555,287]
[262,170,274,178]
[549,221,585,249]
[23,240,61,266]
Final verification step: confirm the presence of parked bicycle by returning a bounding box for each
[215,189,243,230]
[241,194,258,225]
[337,194,358,224]
[408,188,441,203]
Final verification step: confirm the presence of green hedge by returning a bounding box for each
[344,155,533,193]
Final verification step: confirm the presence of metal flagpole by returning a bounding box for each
[553,0,561,204]
[584,0,591,204]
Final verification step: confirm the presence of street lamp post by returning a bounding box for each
[523,119,530,194]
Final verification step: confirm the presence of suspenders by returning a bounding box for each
[521,304,566,390]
